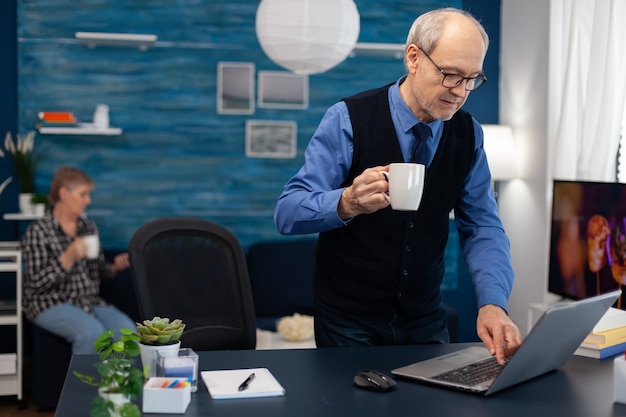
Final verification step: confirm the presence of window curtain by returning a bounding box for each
[549,0,626,181]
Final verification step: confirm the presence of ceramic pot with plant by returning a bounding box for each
[4,130,42,213]
[4,131,40,188]
[30,193,48,216]
[135,317,185,378]
[73,328,145,417]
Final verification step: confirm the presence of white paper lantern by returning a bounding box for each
[255,0,360,75]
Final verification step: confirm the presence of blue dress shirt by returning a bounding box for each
[274,77,514,311]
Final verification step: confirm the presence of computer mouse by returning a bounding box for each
[353,370,397,392]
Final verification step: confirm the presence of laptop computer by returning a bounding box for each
[391,290,621,395]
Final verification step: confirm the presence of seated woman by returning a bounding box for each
[21,166,135,354]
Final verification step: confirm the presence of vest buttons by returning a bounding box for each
[405,245,411,252]
[402,269,408,276]
[408,221,415,228]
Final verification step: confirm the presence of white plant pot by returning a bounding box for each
[98,387,131,417]
[33,203,45,216]
[19,193,34,214]
[139,341,181,378]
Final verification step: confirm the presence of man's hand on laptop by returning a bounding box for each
[476,304,522,365]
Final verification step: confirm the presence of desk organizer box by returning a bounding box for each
[143,377,191,414]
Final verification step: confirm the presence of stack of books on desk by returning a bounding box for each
[574,307,626,359]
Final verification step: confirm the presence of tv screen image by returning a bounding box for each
[548,180,626,309]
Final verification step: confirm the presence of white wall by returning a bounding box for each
[499,0,554,334]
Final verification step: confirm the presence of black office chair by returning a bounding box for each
[128,217,256,351]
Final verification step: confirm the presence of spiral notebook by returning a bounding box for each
[201,367,285,399]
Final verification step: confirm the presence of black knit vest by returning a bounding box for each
[315,84,475,319]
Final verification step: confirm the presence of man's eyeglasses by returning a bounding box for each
[418,47,487,92]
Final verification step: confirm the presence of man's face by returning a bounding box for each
[401,19,486,123]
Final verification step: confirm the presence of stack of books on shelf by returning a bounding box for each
[575,307,626,359]
[37,111,78,128]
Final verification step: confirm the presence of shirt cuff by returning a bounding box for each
[324,188,352,227]
[476,290,510,315]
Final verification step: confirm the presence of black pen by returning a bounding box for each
[238,372,255,391]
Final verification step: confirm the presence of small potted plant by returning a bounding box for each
[3,130,41,213]
[135,317,185,378]
[73,328,145,417]
[135,317,185,345]
[30,192,48,216]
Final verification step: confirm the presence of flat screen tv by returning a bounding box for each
[548,179,626,309]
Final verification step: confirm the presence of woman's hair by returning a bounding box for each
[49,166,93,204]
[405,7,489,61]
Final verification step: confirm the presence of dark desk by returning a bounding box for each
[57,343,626,417]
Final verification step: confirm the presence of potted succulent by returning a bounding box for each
[73,328,145,417]
[135,317,185,378]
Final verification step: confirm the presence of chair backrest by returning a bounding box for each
[128,217,256,350]
[246,238,316,331]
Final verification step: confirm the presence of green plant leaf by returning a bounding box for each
[73,370,97,386]
[90,396,113,417]
[119,402,141,417]
[123,340,140,357]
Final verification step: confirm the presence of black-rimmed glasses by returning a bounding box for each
[418,47,487,91]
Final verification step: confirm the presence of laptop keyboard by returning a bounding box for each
[432,357,508,386]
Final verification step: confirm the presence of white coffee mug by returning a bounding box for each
[382,163,426,211]
[82,235,100,259]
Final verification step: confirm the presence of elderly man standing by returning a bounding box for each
[274,7,521,365]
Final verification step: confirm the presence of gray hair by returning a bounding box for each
[404,8,489,65]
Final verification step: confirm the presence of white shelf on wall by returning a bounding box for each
[75,31,157,50]
[0,242,19,249]
[3,213,44,221]
[351,42,405,59]
[37,123,122,136]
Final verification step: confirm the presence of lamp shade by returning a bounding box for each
[482,124,518,180]
[255,0,360,75]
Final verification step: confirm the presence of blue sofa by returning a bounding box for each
[246,238,458,341]
[247,238,316,331]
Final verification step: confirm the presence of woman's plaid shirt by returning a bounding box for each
[20,212,114,321]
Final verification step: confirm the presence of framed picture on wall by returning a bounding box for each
[258,71,309,109]
[245,120,297,158]
[217,62,255,115]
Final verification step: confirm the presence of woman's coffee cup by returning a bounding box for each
[82,235,100,259]
[381,163,425,211]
